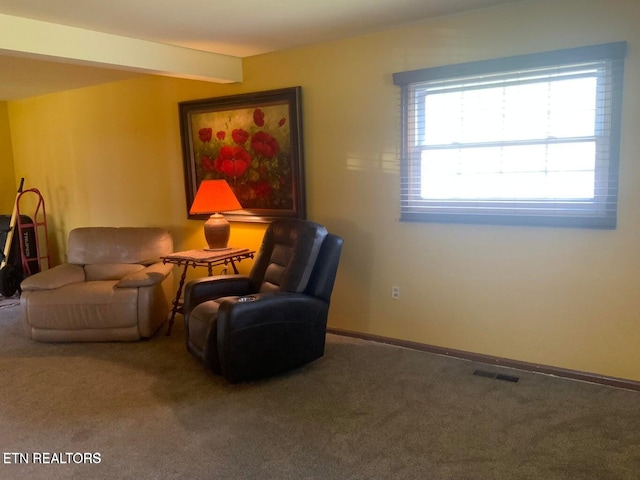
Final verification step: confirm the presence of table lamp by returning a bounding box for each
[189,179,242,250]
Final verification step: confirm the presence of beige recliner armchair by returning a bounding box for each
[20,227,174,342]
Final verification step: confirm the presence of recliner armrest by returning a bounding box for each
[184,275,252,314]
[217,292,327,331]
[20,264,86,291]
[116,262,173,288]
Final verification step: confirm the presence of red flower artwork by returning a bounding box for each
[194,102,293,210]
[253,181,273,198]
[251,131,279,158]
[253,108,265,127]
[201,155,215,172]
[232,128,249,145]
[199,127,213,143]
[214,146,251,177]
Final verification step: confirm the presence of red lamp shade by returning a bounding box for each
[190,180,242,250]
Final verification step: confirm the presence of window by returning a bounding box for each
[393,43,627,228]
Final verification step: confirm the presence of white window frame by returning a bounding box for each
[393,43,627,228]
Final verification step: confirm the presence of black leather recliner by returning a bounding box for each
[183,219,343,383]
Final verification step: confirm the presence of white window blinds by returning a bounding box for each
[393,42,627,228]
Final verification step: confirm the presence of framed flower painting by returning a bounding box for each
[179,87,305,222]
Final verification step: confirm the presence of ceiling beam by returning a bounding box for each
[0,13,242,83]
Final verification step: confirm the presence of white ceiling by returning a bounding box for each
[0,0,520,101]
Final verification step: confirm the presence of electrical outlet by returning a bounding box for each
[391,286,400,299]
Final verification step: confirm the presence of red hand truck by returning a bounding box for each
[0,179,50,297]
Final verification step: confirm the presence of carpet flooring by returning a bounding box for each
[1,303,639,479]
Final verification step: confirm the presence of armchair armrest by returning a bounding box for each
[20,264,85,291]
[184,275,252,314]
[116,262,173,288]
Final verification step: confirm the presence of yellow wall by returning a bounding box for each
[6,0,640,381]
[0,102,16,213]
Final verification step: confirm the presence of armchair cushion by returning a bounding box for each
[26,281,138,331]
[116,262,174,288]
[20,263,85,291]
[85,263,145,281]
[67,227,173,265]
[250,220,327,293]
[187,299,225,372]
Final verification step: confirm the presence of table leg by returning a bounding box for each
[229,258,239,274]
[166,263,189,336]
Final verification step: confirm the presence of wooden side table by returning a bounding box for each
[161,248,255,335]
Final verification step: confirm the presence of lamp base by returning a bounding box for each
[203,213,231,250]
[204,246,232,252]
